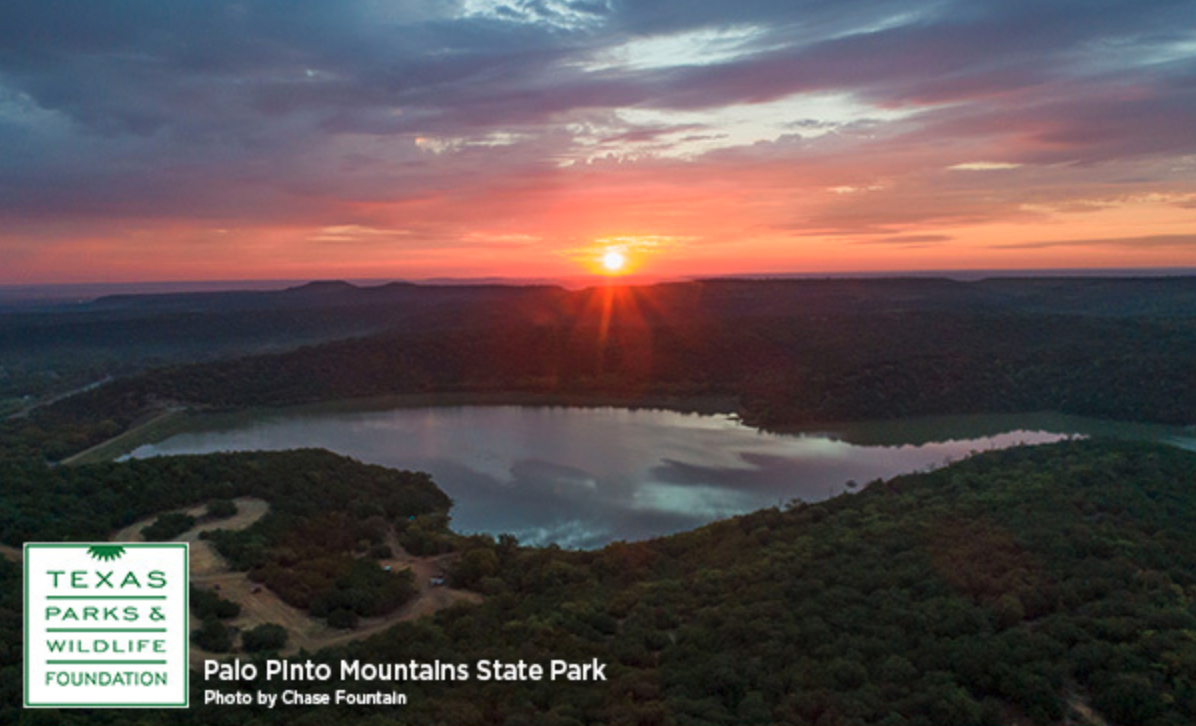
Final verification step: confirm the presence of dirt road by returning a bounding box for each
[119,499,486,664]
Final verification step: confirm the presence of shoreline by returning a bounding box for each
[60,407,190,466]
[243,391,742,417]
[57,390,1196,467]
[58,392,743,465]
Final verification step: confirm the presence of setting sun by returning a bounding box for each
[602,250,626,273]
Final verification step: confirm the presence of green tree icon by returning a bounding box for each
[87,545,126,562]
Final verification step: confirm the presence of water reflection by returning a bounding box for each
[125,406,1194,548]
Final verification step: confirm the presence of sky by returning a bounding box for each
[1,0,1194,283]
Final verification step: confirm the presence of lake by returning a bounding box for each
[124,406,1196,548]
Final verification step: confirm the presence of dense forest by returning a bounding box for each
[3,279,1196,724]
[0,449,448,545]
[2,440,1195,724]
[5,278,1196,462]
[0,449,447,627]
[0,282,562,409]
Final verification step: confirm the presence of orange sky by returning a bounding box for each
[1,1,1194,283]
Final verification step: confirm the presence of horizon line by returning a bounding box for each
[5,265,1196,292]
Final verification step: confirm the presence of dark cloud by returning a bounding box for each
[853,235,954,246]
[992,234,1196,250]
[0,0,1193,275]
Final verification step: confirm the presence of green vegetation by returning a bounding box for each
[230,440,1194,726]
[191,584,241,620]
[0,281,552,409]
[140,511,196,540]
[0,559,20,716]
[368,543,394,559]
[241,623,289,652]
[0,449,447,629]
[327,608,361,630]
[1,440,1195,724]
[194,614,234,653]
[252,549,419,624]
[8,279,1196,464]
[3,280,1196,723]
[0,449,449,545]
[206,498,238,519]
[396,512,457,556]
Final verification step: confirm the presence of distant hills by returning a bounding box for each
[5,276,1196,461]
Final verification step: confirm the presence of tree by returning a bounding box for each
[141,511,196,540]
[206,498,238,519]
[451,548,500,589]
[191,584,241,619]
[241,623,289,652]
[327,609,359,629]
[194,615,232,652]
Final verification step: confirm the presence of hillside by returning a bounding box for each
[7,278,1196,462]
[2,440,1195,724]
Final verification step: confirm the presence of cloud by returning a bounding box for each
[991,234,1196,250]
[852,234,954,246]
[308,225,411,242]
[1,0,1195,279]
[949,162,1023,171]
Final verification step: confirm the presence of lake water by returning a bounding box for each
[124,406,1196,548]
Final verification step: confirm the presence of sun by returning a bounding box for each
[602,250,626,273]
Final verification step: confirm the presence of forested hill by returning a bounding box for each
[8,278,1196,461]
[0,281,566,407]
[7,276,1196,408]
[2,439,1192,725]
[343,439,1196,725]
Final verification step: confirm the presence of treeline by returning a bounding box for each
[10,304,1196,463]
[0,449,449,546]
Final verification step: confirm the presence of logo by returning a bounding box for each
[24,543,189,708]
